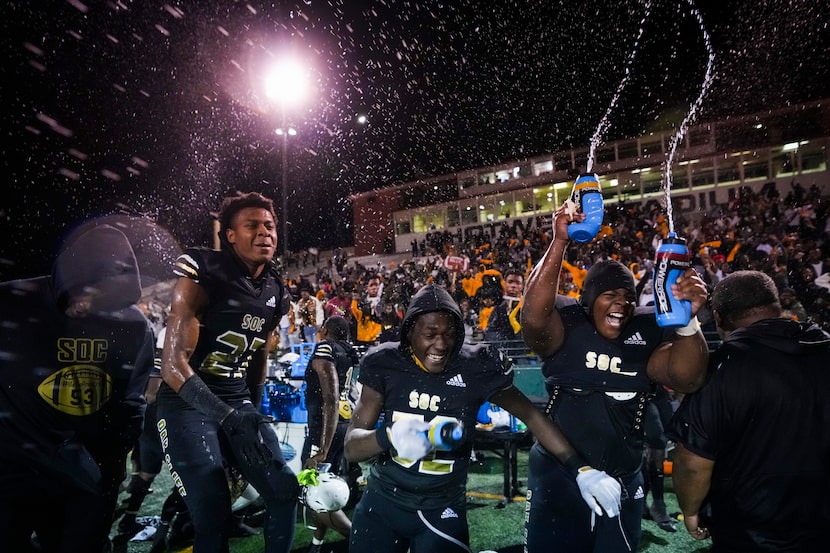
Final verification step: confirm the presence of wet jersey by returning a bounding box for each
[542,299,672,477]
[160,247,288,402]
[304,339,359,424]
[0,277,154,490]
[359,341,512,510]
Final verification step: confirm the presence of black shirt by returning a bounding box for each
[668,318,830,552]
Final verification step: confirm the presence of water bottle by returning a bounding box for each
[567,173,604,243]
[426,419,466,451]
[653,232,692,327]
[260,389,272,416]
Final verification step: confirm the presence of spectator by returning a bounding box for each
[484,267,525,347]
[298,285,324,344]
[779,287,808,321]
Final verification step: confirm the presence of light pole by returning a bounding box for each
[263,56,309,260]
[275,124,296,258]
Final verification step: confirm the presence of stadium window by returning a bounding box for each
[800,143,827,173]
[514,189,535,213]
[690,162,714,188]
[617,140,638,160]
[412,213,427,233]
[459,175,476,190]
[460,200,478,224]
[596,147,615,163]
[641,170,663,194]
[461,208,477,224]
[641,138,662,157]
[395,220,411,235]
[478,172,496,185]
[446,205,460,227]
[554,154,571,171]
[533,159,553,175]
[742,158,769,181]
[477,198,497,223]
[717,160,740,184]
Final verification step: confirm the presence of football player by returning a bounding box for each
[156,192,297,553]
[0,225,155,552]
[521,202,710,553]
[345,284,620,552]
[300,315,360,553]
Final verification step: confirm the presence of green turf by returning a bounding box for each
[111,448,711,552]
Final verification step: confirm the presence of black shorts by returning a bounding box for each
[350,486,471,553]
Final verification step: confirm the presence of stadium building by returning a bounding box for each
[350,99,830,256]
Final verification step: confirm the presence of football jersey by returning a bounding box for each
[359,341,513,510]
[305,339,359,424]
[0,276,154,491]
[164,247,288,401]
[542,299,672,476]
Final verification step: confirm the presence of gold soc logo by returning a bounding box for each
[37,365,113,416]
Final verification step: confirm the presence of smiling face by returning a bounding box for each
[408,311,458,373]
[591,288,636,340]
[225,207,277,276]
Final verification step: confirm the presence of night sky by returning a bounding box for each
[1,0,828,281]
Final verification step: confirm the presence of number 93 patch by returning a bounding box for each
[37,365,113,416]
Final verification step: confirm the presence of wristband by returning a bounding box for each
[375,422,393,451]
[563,454,590,478]
[675,316,700,337]
[178,375,234,422]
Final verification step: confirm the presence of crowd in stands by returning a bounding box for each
[277,180,830,353]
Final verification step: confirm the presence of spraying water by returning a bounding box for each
[586,0,654,174]
[663,0,716,234]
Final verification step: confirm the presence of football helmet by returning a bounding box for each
[300,472,350,513]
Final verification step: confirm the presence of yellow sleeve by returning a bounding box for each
[508,297,523,334]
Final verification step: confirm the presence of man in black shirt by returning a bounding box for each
[668,270,830,551]
[484,267,524,348]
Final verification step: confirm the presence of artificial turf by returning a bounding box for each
[110,447,711,553]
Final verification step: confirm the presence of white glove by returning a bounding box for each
[390,418,432,460]
[575,467,621,517]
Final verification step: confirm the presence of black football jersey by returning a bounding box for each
[170,248,288,400]
[305,339,359,423]
[542,299,672,476]
[359,341,512,510]
[0,277,154,487]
